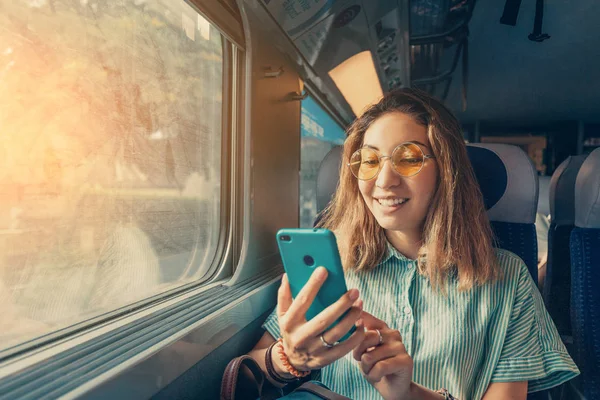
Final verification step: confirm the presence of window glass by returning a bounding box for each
[300,96,345,228]
[0,0,223,351]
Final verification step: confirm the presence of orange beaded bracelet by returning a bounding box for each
[276,338,311,378]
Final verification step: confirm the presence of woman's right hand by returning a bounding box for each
[274,267,365,374]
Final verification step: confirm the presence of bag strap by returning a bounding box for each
[220,355,265,400]
[294,382,351,400]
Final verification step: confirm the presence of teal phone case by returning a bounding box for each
[276,228,355,341]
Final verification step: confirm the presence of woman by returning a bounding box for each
[248,89,578,399]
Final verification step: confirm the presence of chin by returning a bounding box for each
[373,214,408,231]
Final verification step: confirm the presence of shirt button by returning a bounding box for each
[407,262,414,268]
[403,306,412,315]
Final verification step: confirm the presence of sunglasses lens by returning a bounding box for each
[392,143,425,176]
[349,148,379,180]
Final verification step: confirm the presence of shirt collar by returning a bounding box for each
[380,240,414,264]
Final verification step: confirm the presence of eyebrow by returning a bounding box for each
[363,141,430,150]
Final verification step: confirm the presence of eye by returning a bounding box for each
[362,159,379,166]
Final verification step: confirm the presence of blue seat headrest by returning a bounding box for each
[549,154,588,226]
[466,144,539,224]
[575,148,600,229]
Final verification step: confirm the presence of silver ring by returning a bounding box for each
[375,329,384,346]
[320,334,339,348]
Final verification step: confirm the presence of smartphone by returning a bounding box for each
[276,228,356,341]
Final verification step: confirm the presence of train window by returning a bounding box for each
[0,1,225,352]
[299,96,345,227]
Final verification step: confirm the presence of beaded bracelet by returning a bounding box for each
[276,338,311,378]
[265,340,297,384]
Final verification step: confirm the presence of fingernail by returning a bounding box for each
[316,267,327,280]
[349,288,359,301]
[282,274,287,284]
[355,318,363,327]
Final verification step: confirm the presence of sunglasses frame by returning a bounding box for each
[347,141,436,180]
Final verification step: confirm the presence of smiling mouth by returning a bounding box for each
[376,198,409,207]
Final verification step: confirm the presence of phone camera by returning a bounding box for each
[280,235,291,242]
[303,255,315,266]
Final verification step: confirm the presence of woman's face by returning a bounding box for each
[357,112,439,234]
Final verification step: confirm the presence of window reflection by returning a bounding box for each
[0,0,223,350]
[300,96,345,228]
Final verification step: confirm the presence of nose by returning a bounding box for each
[375,157,401,189]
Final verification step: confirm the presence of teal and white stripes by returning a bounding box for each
[262,246,579,399]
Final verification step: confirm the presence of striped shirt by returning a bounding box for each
[263,245,579,399]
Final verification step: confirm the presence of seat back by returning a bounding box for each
[316,146,343,214]
[466,144,539,284]
[544,155,587,336]
[571,148,600,400]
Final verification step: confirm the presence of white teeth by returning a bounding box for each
[377,198,408,207]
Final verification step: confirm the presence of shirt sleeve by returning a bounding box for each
[262,307,281,340]
[490,262,580,392]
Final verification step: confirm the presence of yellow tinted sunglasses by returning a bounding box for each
[348,142,436,180]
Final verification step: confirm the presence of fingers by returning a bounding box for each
[281,267,328,327]
[353,329,382,361]
[284,318,366,371]
[305,300,362,352]
[359,339,406,375]
[315,320,366,367]
[320,300,363,343]
[276,274,293,320]
[303,288,361,339]
[365,354,413,384]
[353,328,402,361]
[360,311,388,330]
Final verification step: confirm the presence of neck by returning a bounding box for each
[385,229,422,260]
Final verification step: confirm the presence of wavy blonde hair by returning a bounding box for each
[318,88,500,291]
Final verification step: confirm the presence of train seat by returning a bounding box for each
[570,147,600,400]
[544,155,588,336]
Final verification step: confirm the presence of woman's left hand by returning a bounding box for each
[353,312,413,400]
